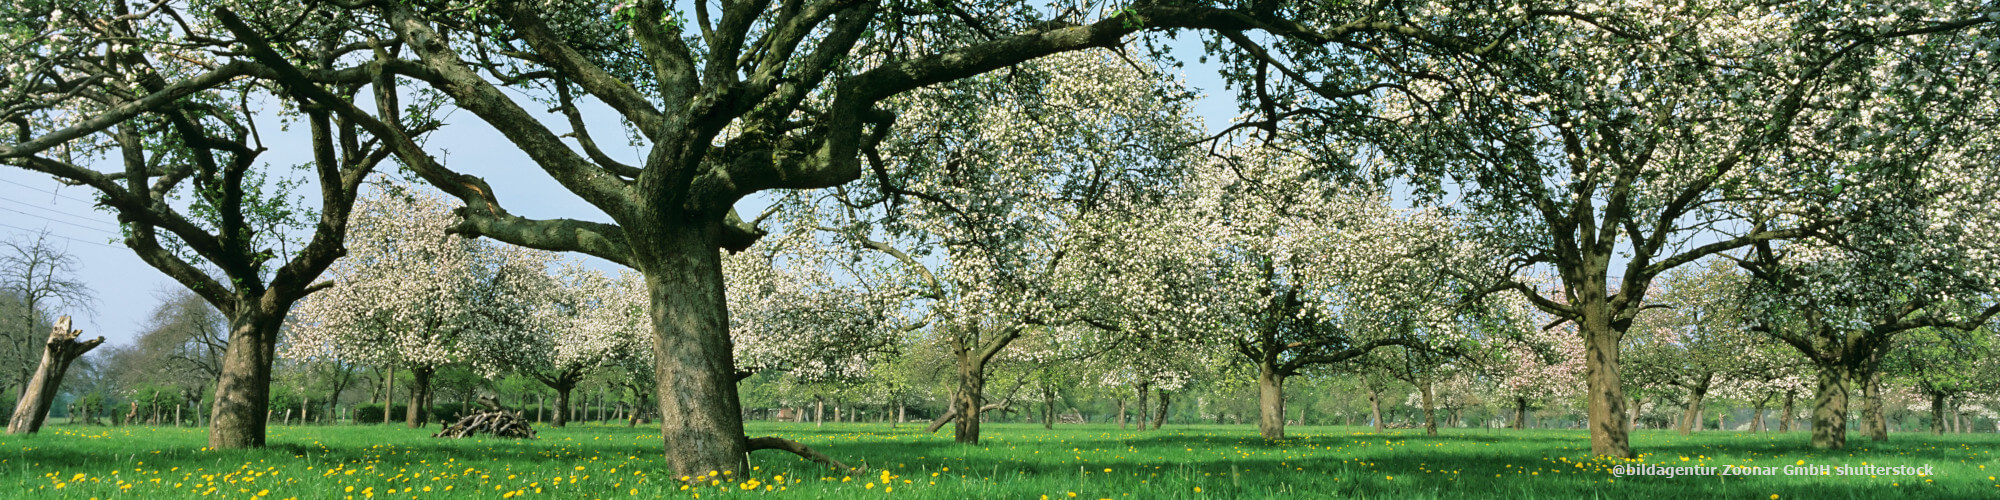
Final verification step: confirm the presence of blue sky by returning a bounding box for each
[0,32,1244,347]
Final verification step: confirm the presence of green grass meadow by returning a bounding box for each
[2,422,1993,499]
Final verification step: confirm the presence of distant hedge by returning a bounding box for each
[354,404,408,424]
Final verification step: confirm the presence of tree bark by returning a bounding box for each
[1512,396,1526,431]
[1861,361,1887,442]
[7,317,103,434]
[552,384,573,427]
[1116,397,1126,430]
[405,366,433,428]
[814,396,824,428]
[382,365,395,425]
[1780,391,1794,432]
[1809,362,1849,449]
[1629,397,1641,431]
[639,227,750,477]
[1580,311,1633,457]
[746,437,858,472]
[1949,402,1960,433]
[1042,393,1054,430]
[208,307,284,448]
[924,405,954,433]
[1256,363,1285,440]
[1135,382,1149,432]
[953,356,985,444]
[1370,387,1385,432]
[1152,390,1169,430]
[1679,375,1709,435]
[1420,382,1437,436]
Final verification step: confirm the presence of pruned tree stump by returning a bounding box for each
[432,410,536,439]
[7,316,104,434]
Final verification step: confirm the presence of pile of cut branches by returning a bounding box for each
[433,410,536,439]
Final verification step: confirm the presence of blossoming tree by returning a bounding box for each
[803,49,1202,444]
[285,184,555,428]
[177,0,1536,473]
[1278,1,2000,456]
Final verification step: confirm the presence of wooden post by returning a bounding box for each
[7,317,104,434]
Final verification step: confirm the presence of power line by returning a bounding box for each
[0,207,119,237]
[0,178,97,204]
[0,196,118,231]
[0,221,123,249]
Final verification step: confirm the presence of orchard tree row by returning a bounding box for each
[4,0,1998,477]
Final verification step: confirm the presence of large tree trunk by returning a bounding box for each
[1679,376,1709,435]
[1630,397,1642,431]
[1780,391,1795,432]
[1809,362,1849,449]
[627,383,652,427]
[640,226,749,477]
[1042,392,1054,430]
[208,306,284,448]
[1512,396,1527,431]
[1861,361,1887,442]
[7,317,103,434]
[952,355,984,444]
[1370,387,1385,432]
[406,366,433,428]
[1951,400,1963,434]
[1579,309,1633,457]
[1116,397,1126,430]
[381,365,395,425]
[1152,390,1169,430]
[814,396,824,427]
[1958,405,1969,434]
[1135,382,1149,431]
[1420,382,1437,436]
[552,384,573,427]
[1256,363,1285,440]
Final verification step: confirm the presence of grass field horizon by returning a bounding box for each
[3,421,1992,498]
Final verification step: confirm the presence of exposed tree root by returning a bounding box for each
[747,436,863,473]
[923,402,1012,434]
[924,409,957,434]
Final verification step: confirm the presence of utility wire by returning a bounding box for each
[0,207,119,237]
[0,196,118,231]
[0,221,122,249]
[0,178,96,205]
